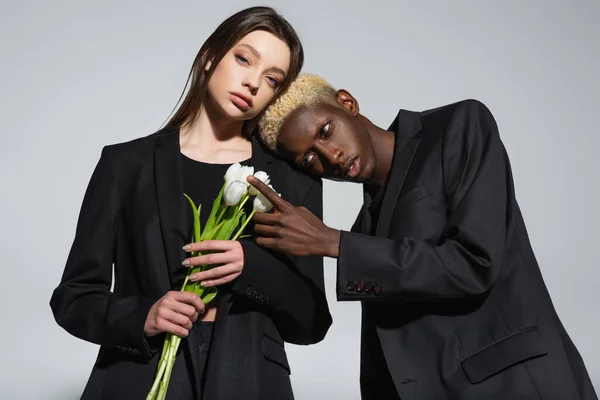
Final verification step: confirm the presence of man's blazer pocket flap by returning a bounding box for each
[262,335,291,374]
[397,184,428,208]
[460,326,547,384]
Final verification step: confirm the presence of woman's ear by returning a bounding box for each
[336,89,360,117]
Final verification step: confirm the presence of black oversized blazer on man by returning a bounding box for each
[50,126,332,400]
[337,100,597,400]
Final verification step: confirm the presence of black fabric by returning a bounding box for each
[167,321,214,400]
[180,154,251,227]
[362,161,399,399]
[336,100,598,399]
[49,130,331,400]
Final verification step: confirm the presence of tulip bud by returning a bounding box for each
[223,178,248,206]
[224,163,243,182]
[249,171,271,196]
[241,166,255,180]
[253,184,280,212]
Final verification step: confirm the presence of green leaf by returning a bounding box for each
[214,211,243,240]
[201,220,226,241]
[183,193,202,240]
[194,284,205,297]
[204,184,225,234]
[202,287,218,305]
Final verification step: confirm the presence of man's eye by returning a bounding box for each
[302,153,314,168]
[320,121,331,138]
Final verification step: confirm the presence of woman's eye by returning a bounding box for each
[302,153,314,168]
[235,55,249,65]
[266,76,280,88]
[320,121,331,138]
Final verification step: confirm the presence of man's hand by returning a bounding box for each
[247,175,340,258]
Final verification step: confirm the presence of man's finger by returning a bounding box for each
[247,176,289,210]
[256,236,280,251]
[252,211,280,225]
[254,223,280,238]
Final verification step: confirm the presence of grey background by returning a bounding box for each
[1,1,598,399]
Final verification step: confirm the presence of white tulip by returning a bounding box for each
[224,163,243,182]
[249,171,271,196]
[241,165,255,180]
[223,178,248,206]
[253,184,280,213]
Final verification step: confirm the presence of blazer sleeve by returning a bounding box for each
[337,100,509,303]
[50,147,157,358]
[231,177,332,345]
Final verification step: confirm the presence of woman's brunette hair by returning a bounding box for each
[164,6,304,135]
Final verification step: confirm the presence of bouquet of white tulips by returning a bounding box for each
[146,162,276,400]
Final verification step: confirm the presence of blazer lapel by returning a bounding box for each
[375,110,422,237]
[153,128,189,288]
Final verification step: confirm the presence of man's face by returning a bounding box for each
[277,102,377,182]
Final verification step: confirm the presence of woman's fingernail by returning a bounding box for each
[183,245,191,251]
[182,259,190,266]
[189,274,197,281]
[200,281,208,287]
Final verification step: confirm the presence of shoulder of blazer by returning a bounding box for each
[267,149,322,205]
[418,99,493,136]
[100,130,164,166]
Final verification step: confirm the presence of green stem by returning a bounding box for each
[147,334,172,400]
[237,194,250,212]
[158,335,182,400]
[232,209,256,241]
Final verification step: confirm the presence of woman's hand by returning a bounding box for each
[144,291,206,337]
[183,240,245,287]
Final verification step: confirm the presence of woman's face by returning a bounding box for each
[206,30,291,121]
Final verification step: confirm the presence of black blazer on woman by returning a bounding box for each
[50,126,332,400]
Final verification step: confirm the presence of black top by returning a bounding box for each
[182,154,236,227]
[178,153,250,283]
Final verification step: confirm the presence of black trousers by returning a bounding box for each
[167,321,214,400]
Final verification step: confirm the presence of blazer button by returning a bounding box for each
[347,281,357,291]
[373,285,383,296]
[365,283,374,294]
[356,282,365,293]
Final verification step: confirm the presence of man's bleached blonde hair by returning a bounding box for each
[258,73,338,152]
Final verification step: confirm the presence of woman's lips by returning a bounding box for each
[230,92,252,111]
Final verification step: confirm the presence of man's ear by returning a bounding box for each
[336,89,360,117]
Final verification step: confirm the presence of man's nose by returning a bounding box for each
[317,144,344,173]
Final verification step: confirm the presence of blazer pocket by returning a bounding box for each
[262,334,291,375]
[460,326,548,384]
[396,184,428,208]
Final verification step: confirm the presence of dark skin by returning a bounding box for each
[248,89,395,258]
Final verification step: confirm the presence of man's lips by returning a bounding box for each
[343,156,361,178]
[230,92,253,110]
